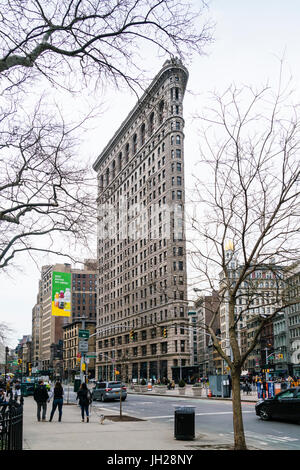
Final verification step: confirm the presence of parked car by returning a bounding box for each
[255,386,300,422]
[92,381,127,402]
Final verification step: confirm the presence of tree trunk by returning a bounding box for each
[231,370,247,450]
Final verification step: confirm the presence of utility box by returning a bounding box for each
[174,407,195,440]
[74,378,81,393]
[208,375,231,398]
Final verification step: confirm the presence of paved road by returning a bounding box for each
[89,394,300,451]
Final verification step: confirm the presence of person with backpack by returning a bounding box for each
[76,382,92,423]
[49,381,64,422]
[33,380,49,421]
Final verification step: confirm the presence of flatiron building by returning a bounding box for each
[93,59,190,382]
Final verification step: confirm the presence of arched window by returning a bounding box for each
[133,133,137,154]
[125,143,130,162]
[149,112,154,135]
[140,123,145,146]
[118,152,122,170]
[176,135,181,145]
[99,174,104,190]
[158,100,164,124]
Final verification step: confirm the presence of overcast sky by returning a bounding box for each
[2,0,300,348]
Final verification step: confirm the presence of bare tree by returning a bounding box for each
[188,78,300,449]
[0,0,212,91]
[0,0,213,271]
[0,98,96,269]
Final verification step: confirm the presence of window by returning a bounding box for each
[176,135,181,144]
[278,390,295,400]
[159,101,164,124]
[140,123,145,145]
[149,112,154,135]
[125,143,130,161]
[133,133,137,154]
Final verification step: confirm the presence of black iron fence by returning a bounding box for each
[0,402,23,450]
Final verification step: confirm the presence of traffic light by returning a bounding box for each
[28,363,32,371]
[17,359,22,365]
[163,327,167,338]
[130,330,134,341]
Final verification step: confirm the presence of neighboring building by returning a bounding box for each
[63,320,96,380]
[16,335,32,376]
[32,260,97,376]
[285,268,300,376]
[31,280,43,373]
[189,291,220,376]
[219,243,284,374]
[93,59,190,382]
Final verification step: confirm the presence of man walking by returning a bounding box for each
[33,380,49,422]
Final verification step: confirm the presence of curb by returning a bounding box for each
[127,390,257,403]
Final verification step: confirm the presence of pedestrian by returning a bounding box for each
[76,382,92,423]
[33,380,49,422]
[0,388,9,406]
[49,381,64,422]
[245,381,251,395]
[6,381,13,400]
[14,381,21,403]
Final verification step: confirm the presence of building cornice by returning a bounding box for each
[93,58,189,172]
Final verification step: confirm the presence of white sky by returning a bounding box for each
[2,0,300,347]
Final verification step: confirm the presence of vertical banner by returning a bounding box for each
[52,271,71,317]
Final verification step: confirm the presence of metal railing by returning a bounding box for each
[0,401,23,450]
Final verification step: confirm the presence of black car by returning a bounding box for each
[255,386,300,422]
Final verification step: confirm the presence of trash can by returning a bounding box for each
[174,407,195,440]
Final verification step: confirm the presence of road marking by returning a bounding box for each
[145,411,253,419]
[231,431,299,444]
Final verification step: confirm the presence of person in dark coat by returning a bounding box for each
[49,381,64,422]
[33,380,49,421]
[76,382,91,423]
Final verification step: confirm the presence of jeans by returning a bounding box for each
[37,402,47,421]
[49,398,63,421]
[80,404,89,419]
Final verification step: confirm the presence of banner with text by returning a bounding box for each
[52,271,71,317]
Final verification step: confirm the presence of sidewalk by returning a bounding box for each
[127,384,258,402]
[22,388,258,451]
[22,396,200,450]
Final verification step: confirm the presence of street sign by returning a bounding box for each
[78,329,90,339]
[78,340,89,352]
[86,354,96,358]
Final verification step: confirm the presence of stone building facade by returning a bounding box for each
[93,59,190,382]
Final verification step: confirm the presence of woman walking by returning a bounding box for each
[49,381,64,422]
[76,382,91,423]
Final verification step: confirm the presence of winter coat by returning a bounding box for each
[77,388,91,406]
[33,385,49,403]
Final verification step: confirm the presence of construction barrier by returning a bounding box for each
[274,383,281,395]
